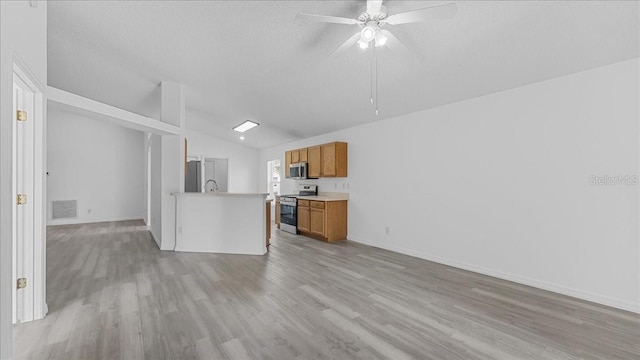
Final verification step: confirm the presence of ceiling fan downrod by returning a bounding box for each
[370,44,379,116]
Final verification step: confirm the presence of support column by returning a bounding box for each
[158,81,186,250]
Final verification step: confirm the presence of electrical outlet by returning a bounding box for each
[87,208,92,214]
[385,226,390,235]
[178,226,182,234]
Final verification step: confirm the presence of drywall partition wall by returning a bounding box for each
[186,130,259,193]
[259,58,640,313]
[47,109,145,225]
[159,135,180,250]
[149,134,163,247]
[0,1,48,357]
[143,133,150,225]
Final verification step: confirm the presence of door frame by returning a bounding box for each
[12,60,47,323]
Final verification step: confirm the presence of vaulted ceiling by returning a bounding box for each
[48,1,639,149]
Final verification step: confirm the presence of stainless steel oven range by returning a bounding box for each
[279,185,318,234]
[279,196,297,234]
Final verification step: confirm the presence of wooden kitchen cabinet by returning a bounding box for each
[266,201,271,247]
[275,197,281,228]
[321,142,348,177]
[307,146,321,178]
[285,151,292,178]
[310,207,325,236]
[297,200,347,242]
[285,142,347,179]
[297,200,310,232]
[291,149,300,164]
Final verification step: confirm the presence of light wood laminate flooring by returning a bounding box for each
[13,220,640,359]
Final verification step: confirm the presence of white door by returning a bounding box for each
[12,73,35,323]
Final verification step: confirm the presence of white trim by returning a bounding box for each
[347,236,640,314]
[12,60,47,323]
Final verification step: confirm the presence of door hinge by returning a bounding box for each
[16,278,27,289]
[17,194,27,205]
[16,110,27,121]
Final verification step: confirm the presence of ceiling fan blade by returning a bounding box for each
[367,0,383,15]
[330,32,362,56]
[296,13,360,25]
[380,29,411,56]
[383,3,457,25]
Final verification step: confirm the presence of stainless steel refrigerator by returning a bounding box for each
[185,160,201,192]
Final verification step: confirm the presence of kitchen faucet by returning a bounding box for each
[205,179,219,192]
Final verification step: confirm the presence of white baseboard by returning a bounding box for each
[347,236,639,314]
[47,216,143,226]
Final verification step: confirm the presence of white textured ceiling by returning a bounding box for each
[48,1,639,149]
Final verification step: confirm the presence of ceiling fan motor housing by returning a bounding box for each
[357,5,388,23]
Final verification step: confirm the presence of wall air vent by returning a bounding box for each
[52,200,77,219]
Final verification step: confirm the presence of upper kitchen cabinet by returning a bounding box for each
[291,149,300,164]
[285,142,348,178]
[321,142,348,177]
[285,151,292,178]
[307,146,321,178]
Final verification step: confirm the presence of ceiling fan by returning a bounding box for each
[297,0,457,55]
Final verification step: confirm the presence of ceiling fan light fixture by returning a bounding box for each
[360,25,376,43]
[374,30,387,47]
[357,39,369,49]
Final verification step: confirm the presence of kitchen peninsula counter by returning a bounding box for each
[172,192,269,255]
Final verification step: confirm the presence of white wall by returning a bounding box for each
[149,133,163,247]
[259,58,640,313]
[0,1,48,358]
[186,130,259,193]
[47,109,145,225]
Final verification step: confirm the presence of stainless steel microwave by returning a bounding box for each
[289,162,307,179]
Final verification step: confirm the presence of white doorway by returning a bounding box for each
[266,159,281,200]
[12,64,46,324]
[266,160,281,221]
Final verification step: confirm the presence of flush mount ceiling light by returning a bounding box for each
[233,120,259,133]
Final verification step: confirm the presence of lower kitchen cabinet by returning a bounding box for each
[310,208,325,236]
[297,200,347,242]
[275,197,281,228]
[266,201,271,247]
[297,200,311,232]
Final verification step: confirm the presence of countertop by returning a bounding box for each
[295,195,348,202]
[277,192,349,202]
[173,192,268,197]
